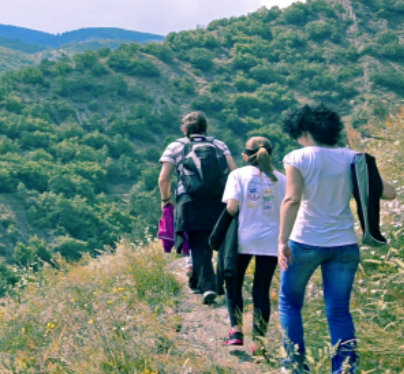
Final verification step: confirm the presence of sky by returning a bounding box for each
[0,0,302,36]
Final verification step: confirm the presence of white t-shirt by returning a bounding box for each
[160,136,231,195]
[222,166,286,256]
[283,146,358,247]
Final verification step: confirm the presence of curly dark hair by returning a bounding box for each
[282,103,343,146]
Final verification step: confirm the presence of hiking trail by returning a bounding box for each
[169,258,280,374]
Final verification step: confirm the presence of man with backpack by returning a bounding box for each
[158,111,237,304]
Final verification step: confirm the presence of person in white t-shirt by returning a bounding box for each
[278,104,396,374]
[222,136,286,355]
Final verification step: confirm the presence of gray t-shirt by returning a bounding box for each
[284,146,358,247]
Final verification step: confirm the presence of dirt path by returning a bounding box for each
[170,258,280,374]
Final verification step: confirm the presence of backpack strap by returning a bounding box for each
[176,137,191,145]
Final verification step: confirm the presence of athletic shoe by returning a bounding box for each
[202,290,217,305]
[223,330,244,346]
[280,362,310,374]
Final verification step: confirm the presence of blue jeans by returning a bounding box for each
[279,241,360,374]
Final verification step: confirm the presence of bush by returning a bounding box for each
[283,4,307,25]
[14,236,52,267]
[141,43,175,62]
[186,48,214,70]
[234,73,259,92]
[107,51,160,77]
[377,31,399,45]
[305,21,333,40]
[380,43,404,61]
[19,67,46,85]
[371,68,404,93]
[172,77,195,94]
[53,236,89,260]
[191,93,227,113]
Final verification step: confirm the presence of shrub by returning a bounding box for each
[186,48,214,70]
[371,68,404,93]
[141,43,175,62]
[305,21,333,40]
[377,31,399,45]
[14,236,52,267]
[172,77,195,94]
[380,43,404,61]
[53,236,89,260]
[283,4,307,25]
[19,67,46,85]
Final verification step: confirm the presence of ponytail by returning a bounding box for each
[256,147,278,182]
[245,136,278,183]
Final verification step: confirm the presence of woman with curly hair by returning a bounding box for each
[278,104,396,373]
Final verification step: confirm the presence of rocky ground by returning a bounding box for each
[169,258,282,374]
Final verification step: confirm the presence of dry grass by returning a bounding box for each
[0,239,231,373]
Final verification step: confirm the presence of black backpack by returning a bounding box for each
[179,136,229,198]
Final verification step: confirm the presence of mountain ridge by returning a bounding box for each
[0,24,164,50]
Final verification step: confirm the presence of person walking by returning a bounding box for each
[158,111,236,304]
[221,136,286,355]
[278,104,396,373]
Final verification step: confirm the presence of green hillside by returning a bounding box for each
[0,46,37,73]
[0,0,404,289]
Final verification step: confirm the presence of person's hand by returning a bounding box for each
[161,200,174,211]
[278,241,292,271]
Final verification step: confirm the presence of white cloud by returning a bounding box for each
[0,0,304,35]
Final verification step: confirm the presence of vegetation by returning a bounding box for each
[0,46,37,73]
[0,109,403,371]
[0,1,403,371]
[0,25,164,49]
[0,0,404,296]
[0,240,232,373]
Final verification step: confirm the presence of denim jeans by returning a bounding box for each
[279,241,360,374]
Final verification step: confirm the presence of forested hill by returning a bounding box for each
[0,0,404,291]
[0,25,164,48]
[0,25,164,72]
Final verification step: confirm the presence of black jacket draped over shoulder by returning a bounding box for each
[174,193,226,250]
[209,209,238,296]
[352,153,387,247]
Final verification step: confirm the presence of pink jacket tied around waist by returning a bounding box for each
[158,205,190,255]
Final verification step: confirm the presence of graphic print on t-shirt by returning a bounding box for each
[246,177,274,213]
[262,187,274,213]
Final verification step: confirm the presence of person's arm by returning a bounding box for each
[226,198,239,216]
[158,162,175,210]
[226,155,237,172]
[278,164,304,271]
[381,179,396,200]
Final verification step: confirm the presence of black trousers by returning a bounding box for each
[188,230,216,294]
[226,254,277,338]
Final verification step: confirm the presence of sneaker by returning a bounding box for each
[202,290,217,305]
[280,362,310,374]
[223,330,244,346]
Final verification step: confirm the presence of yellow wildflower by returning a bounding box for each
[88,319,94,325]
